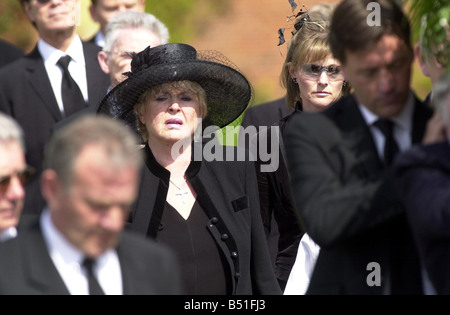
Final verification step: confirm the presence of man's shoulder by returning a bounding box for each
[241,97,292,128]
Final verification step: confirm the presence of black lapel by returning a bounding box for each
[25,47,63,121]
[326,95,383,177]
[21,216,70,294]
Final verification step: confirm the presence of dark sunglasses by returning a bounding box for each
[0,166,35,195]
[300,64,344,81]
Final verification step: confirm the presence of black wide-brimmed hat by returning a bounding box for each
[97,43,252,138]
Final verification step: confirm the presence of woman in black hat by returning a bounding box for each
[97,43,281,295]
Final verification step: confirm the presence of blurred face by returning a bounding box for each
[24,0,80,33]
[136,84,203,145]
[0,141,27,233]
[42,144,139,258]
[90,0,146,34]
[98,28,162,88]
[342,34,413,118]
[291,56,345,112]
[415,44,447,86]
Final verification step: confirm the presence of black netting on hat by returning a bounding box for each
[97,43,253,141]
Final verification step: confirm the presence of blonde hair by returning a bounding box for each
[134,81,208,142]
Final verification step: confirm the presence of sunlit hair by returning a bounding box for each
[0,112,25,151]
[103,11,169,54]
[134,81,208,142]
[280,6,350,110]
[43,115,143,190]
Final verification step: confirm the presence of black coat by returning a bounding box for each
[127,142,282,295]
[0,42,110,215]
[0,39,24,68]
[284,93,433,294]
[252,105,304,287]
[394,141,450,294]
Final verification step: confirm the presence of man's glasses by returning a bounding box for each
[0,166,35,195]
[300,64,344,81]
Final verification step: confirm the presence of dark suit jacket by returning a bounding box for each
[251,105,304,288]
[0,42,110,215]
[240,97,293,129]
[394,141,450,294]
[127,142,282,295]
[0,215,183,295]
[0,39,24,68]
[284,93,433,294]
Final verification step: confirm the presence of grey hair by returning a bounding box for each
[103,11,169,54]
[433,73,450,125]
[43,114,143,189]
[0,112,25,151]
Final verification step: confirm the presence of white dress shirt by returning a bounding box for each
[0,226,17,242]
[40,209,123,295]
[38,35,88,116]
[284,233,320,295]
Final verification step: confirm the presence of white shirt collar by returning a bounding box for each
[38,35,86,67]
[94,31,105,48]
[40,208,122,295]
[40,208,84,266]
[0,226,17,242]
[358,92,415,154]
[358,91,414,132]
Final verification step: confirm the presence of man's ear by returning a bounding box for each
[98,51,110,75]
[414,43,430,78]
[40,169,61,207]
[89,4,99,23]
[23,1,36,24]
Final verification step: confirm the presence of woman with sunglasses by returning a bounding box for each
[253,4,351,292]
[0,113,34,242]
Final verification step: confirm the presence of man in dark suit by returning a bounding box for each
[284,0,433,294]
[0,39,24,68]
[0,115,183,295]
[240,97,292,129]
[394,73,450,295]
[0,0,110,215]
[87,0,146,47]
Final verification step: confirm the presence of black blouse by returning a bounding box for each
[158,201,230,295]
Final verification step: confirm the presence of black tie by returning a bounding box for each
[374,118,399,166]
[82,258,105,295]
[57,55,86,117]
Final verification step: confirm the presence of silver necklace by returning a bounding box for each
[169,178,189,204]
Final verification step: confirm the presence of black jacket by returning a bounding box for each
[127,142,282,295]
[284,93,432,294]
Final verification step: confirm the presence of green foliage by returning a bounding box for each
[406,0,449,71]
[146,0,230,43]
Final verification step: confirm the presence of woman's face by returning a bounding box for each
[291,55,345,112]
[137,84,203,144]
